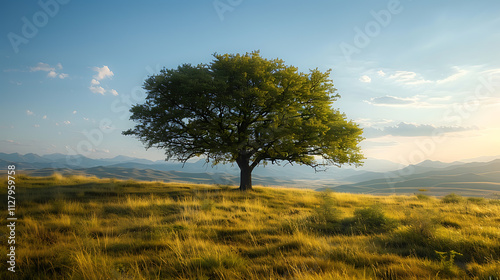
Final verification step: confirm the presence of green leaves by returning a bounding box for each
[124,51,364,188]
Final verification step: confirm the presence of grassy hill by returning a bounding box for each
[1,174,499,279]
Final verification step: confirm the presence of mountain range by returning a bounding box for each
[1,152,499,197]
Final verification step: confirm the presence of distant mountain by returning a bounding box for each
[343,158,403,172]
[0,152,51,163]
[323,159,500,198]
[99,155,157,165]
[19,166,318,188]
[4,152,500,196]
[461,155,500,163]
[343,159,465,183]
[415,159,463,169]
[41,153,69,161]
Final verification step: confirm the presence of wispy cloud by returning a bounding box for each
[436,66,469,84]
[356,118,394,128]
[366,95,416,106]
[365,94,451,108]
[385,66,469,86]
[389,71,433,85]
[30,62,54,72]
[30,62,68,79]
[26,110,34,116]
[363,122,476,138]
[1,140,22,146]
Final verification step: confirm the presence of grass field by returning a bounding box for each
[1,174,500,279]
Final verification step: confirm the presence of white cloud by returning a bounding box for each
[389,71,433,85]
[58,73,69,79]
[90,66,114,95]
[377,70,386,77]
[436,67,468,84]
[92,65,114,80]
[30,62,54,72]
[90,85,106,95]
[364,95,449,108]
[63,120,71,125]
[31,62,68,79]
[363,122,476,138]
[359,75,371,83]
[47,71,58,78]
[42,115,47,119]
[72,110,77,114]
[356,118,394,128]
[83,117,89,121]
[33,124,40,128]
[365,95,417,106]
[26,110,34,116]
[6,140,18,144]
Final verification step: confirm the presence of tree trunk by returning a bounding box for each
[239,163,252,191]
[236,154,253,191]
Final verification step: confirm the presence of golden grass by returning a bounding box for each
[0,175,499,279]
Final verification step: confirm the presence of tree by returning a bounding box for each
[123,51,364,190]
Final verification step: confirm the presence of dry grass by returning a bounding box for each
[0,175,499,279]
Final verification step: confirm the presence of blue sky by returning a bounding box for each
[1,0,500,164]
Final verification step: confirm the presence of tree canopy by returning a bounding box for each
[123,51,364,190]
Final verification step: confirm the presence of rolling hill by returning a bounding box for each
[2,152,500,196]
[322,159,500,198]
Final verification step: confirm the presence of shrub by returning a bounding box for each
[416,194,430,200]
[346,205,398,235]
[200,199,214,212]
[442,193,463,204]
[314,191,341,224]
[309,191,342,234]
[405,209,439,239]
[467,197,486,204]
[435,250,463,277]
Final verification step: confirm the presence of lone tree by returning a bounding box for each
[123,51,364,190]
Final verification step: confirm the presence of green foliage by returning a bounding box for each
[416,194,430,200]
[200,198,214,212]
[347,205,398,235]
[315,191,342,224]
[467,197,486,204]
[123,51,364,189]
[435,250,463,277]
[309,191,342,234]
[406,209,440,239]
[442,193,464,203]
